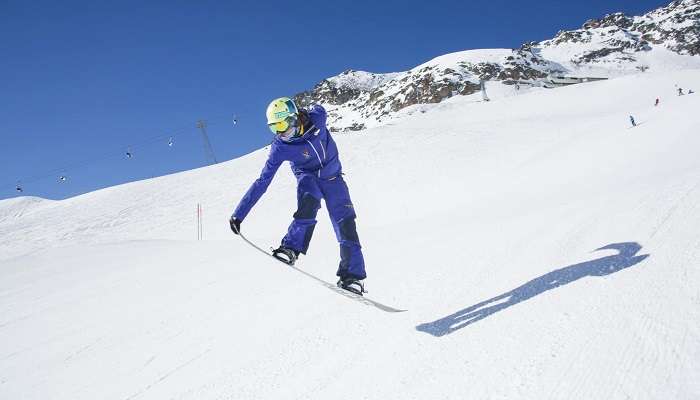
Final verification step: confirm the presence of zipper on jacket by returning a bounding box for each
[305,139,323,177]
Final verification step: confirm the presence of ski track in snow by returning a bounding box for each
[1,70,700,399]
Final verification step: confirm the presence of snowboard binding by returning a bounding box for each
[272,246,299,266]
[337,277,366,296]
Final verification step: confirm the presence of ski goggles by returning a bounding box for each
[268,114,300,139]
[268,115,294,133]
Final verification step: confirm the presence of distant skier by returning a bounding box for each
[629,115,636,127]
[689,89,695,95]
[229,97,366,295]
[678,88,684,96]
[654,98,659,106]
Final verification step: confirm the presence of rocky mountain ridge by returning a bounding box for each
[294,0,699,131]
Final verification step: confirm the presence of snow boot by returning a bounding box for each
[337,277,365,296]
[272,246,299,266]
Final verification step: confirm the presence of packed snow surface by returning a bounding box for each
[1,70,700,399]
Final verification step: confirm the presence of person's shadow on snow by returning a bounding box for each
[416,242,649,337]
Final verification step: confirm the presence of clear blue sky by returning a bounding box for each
[1,0,668,200]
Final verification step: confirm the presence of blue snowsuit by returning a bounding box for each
[233,105,366,280]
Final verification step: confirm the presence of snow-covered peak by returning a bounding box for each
[294,0,699,132]
[325,69,401,91]
[538,0,699,70]
[638,0,699,55]
[643,0,699,29]
[412,49,513,71]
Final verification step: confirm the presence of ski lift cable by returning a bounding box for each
[3,115,234,190]
[6,113,239,190]
[12,133,174,186]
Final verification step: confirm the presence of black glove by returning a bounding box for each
[229,216,242,235]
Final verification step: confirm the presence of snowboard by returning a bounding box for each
[237,233,406,313]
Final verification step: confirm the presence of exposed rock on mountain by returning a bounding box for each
[295,0,699,131]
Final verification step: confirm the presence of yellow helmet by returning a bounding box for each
[266,97,300,134]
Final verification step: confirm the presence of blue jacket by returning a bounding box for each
[233,104,342,221]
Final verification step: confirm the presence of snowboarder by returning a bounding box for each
[678,88,684,96]
[629,115,636,127]
[229,97,366,295]
[654,98,659,106]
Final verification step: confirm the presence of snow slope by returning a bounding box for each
[2,70,700,399]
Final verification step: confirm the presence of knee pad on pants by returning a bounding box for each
[294,193,320,220]
[339,217,359,243]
